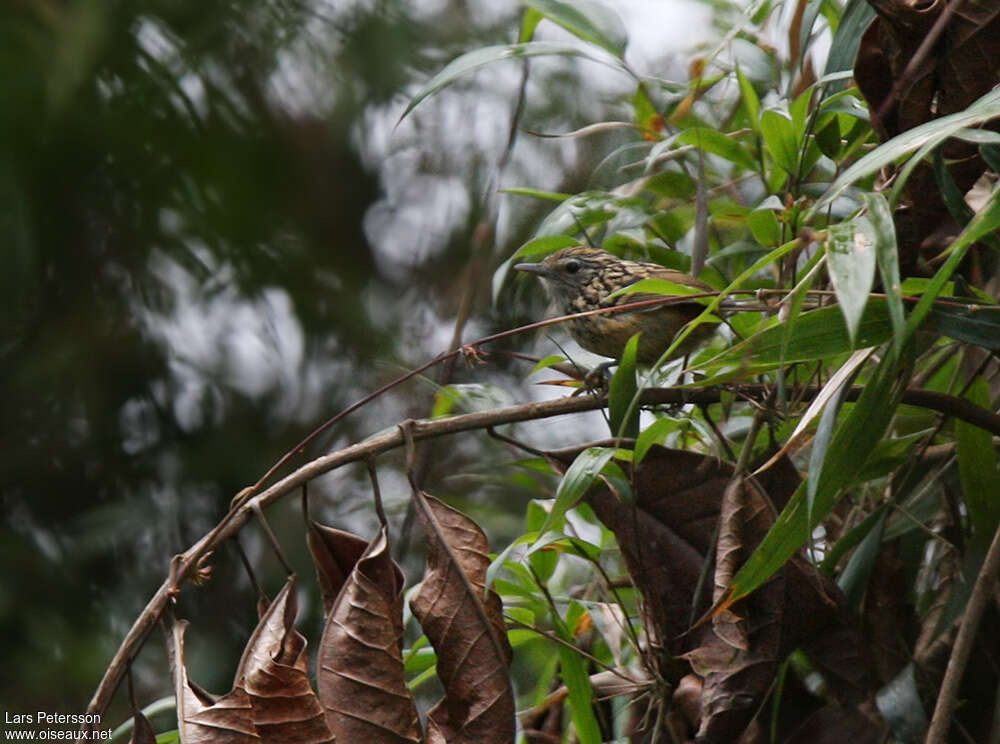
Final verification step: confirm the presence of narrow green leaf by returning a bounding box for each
[697,301,893,382]
[529,354,570,375]
[929,305,1000,351]
[557,631,602,744]
[760,109,800,174]
[956,376,1000,538]
[864,192,905,358]
[729,353,904,601]
[606,276,713,299]
[736,66,760,133]
[826,215,877,344]
[903,182,1000,341]
[514,234,580,261]
[806,362,853,530]
[540,447,617,534]
[676,127,757,171]
[812,88,1000,214]
[500,187,572,201]
[837,509,887,611]
[609,333,640,439]
[821,505,888,574]
[402,42,620,121]
[824,0,876,78]
[522,0,627,57]
[634,417,676,464]
[519,9,544,42]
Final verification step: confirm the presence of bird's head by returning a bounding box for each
[513,246,618,305]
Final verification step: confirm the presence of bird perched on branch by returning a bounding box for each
[514,246,718,366]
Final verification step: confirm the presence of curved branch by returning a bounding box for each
[80,383,1000,734]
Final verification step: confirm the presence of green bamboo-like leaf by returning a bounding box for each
[837,509,888,611]
[826,215,877,344]
[821,505,888,574]
[557,607,602,744]
[727,353,905,602]
[812,88,1000,214]
[606,276,712,299]
[929,305,1000,350]
[519,9,544,41]
[824,0,875,78]
[904,183,1000,340]
[540,447,617,534]
[676,127,757,171]
[609,333,640,439]
[696,301,893,382]
[402,42,620,121]
[736,66,760,133]
[806,361,853,530]
[634,417,677,464]
[521,0,627,57]
[760,109,800,174]
[864,192,905,358]
[956,377,1000,538]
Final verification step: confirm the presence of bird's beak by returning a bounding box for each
[514,261,549,278]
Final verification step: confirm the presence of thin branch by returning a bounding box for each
[927,517,1000,741]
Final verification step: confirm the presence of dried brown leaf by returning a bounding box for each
[168,619,261,744]
[127,711,157,744]
[307,523,371,616]
[315,526,419,743]
[410,493,515,744]
[234,576,334,744]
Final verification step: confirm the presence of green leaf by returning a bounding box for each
[929,305,1000,351]
[519,9,544,42]
[500,187,571,201]
[736,66,760,133]
[760,109,800,174]
[956,377,1000,538]
[748,207,782,246]
[402,42,620,121]
[728,353,904,602]
[513,234,580,261]
[634,417,677,464]
[865,192,905,358]
[806,364,852,530]
[540,447,617,534]
[697,301,893,382]
[903,182,1000,342]
[821,505,888,574]
[606,276,713,300]
[521,0,627,57]
[529,354,570,375]
[609,333,640,439]
[812,87,1000,214]
[557,629,602,744]
[675,127,757,171]
[824,0,876,79]
[837,509,887,610]
[825,215,876,344]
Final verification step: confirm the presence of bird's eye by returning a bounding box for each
[563,259,581,274]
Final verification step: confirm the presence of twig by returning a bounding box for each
[926,518,1000,742]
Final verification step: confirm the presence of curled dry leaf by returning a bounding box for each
[168,619,260,744]
[546,444,872,742]
[127,710,156,744]
[410,493,515,744]
[234,576,334,744]
[314,525,419,743]
[307,522,371,616]
[167,576,335,744]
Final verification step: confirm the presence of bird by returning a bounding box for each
[514,246,718,366]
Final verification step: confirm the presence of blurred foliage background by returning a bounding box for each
[0,0,716,722]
